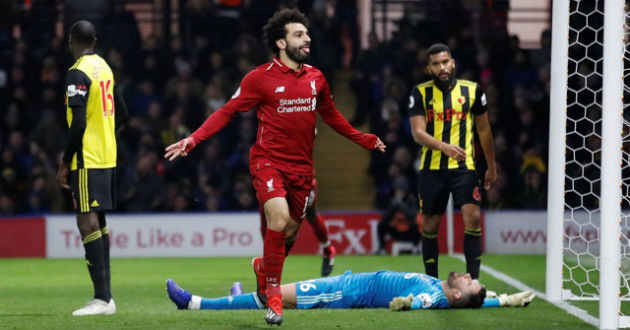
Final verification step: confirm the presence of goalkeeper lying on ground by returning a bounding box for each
[166,270,534,311]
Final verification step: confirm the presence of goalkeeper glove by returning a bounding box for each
[498,291,535,307]
[389,294,413,311]
[485,290,497,298]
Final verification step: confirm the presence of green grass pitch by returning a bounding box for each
[0,255,597,329]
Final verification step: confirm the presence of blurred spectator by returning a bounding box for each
[350,31,382,126]
[0,194,16,214]
[130,80,161,117]
[99,2,141,57]
[376,177,420,255]
[530,29,551,68]
[508,165,547,209]
[120,151,166,212]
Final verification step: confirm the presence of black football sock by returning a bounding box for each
[464,228,482,279]
[101,226,111,299]
[82,230,110,302]
[422,231,439,278]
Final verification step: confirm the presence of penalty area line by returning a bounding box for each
[451,254,598,328]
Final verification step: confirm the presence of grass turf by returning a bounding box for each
[0,255,596,329]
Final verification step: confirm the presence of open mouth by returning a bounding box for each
[301,46,310,54]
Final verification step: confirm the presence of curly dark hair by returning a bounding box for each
[262,8,309,55]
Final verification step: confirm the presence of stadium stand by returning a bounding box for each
[0,0,549,215]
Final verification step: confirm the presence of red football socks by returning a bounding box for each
[264,229,286,297]
[310,214,329,244]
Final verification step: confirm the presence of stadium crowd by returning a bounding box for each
[363,2,550,212]
[0,0,549,215]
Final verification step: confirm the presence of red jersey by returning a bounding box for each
[187,58,378,175]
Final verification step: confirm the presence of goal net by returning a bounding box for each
[547,0,629,328]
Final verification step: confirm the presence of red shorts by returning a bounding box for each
[252,166,314,222]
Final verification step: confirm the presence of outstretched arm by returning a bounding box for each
[317,80,385,153]
[482,291,535,308]
[390,291,535,311]
[164,73,262,161]
[164,108,235,161]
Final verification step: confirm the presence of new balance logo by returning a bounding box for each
[267,179,274,192]
[275,86,285,93]
[91,200,100,207]
[265,305,283,325]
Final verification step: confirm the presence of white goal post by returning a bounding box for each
[546,0,626,329]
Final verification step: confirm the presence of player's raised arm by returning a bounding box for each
[164,72,263,161]
[316,79,386,153]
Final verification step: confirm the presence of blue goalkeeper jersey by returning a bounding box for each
[295,270,450,309]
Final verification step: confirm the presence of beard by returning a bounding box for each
[446,271,457,287]
[285,42,310,63]
[432,67,456,91]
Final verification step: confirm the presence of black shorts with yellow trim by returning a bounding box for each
[70,168,116,214]
[417,169,481,215]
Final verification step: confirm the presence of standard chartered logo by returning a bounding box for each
[277,97,317,113]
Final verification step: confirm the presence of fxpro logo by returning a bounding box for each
[426,108,466,122]
[325,219,380,254]
[277,97,317,113]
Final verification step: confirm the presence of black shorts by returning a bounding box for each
[417,170,481,215]
[70,168,116,214]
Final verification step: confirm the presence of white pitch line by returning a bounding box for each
[451,254,598,328]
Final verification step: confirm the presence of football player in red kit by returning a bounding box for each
[259,174,336,277]
[165,8,385,326]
